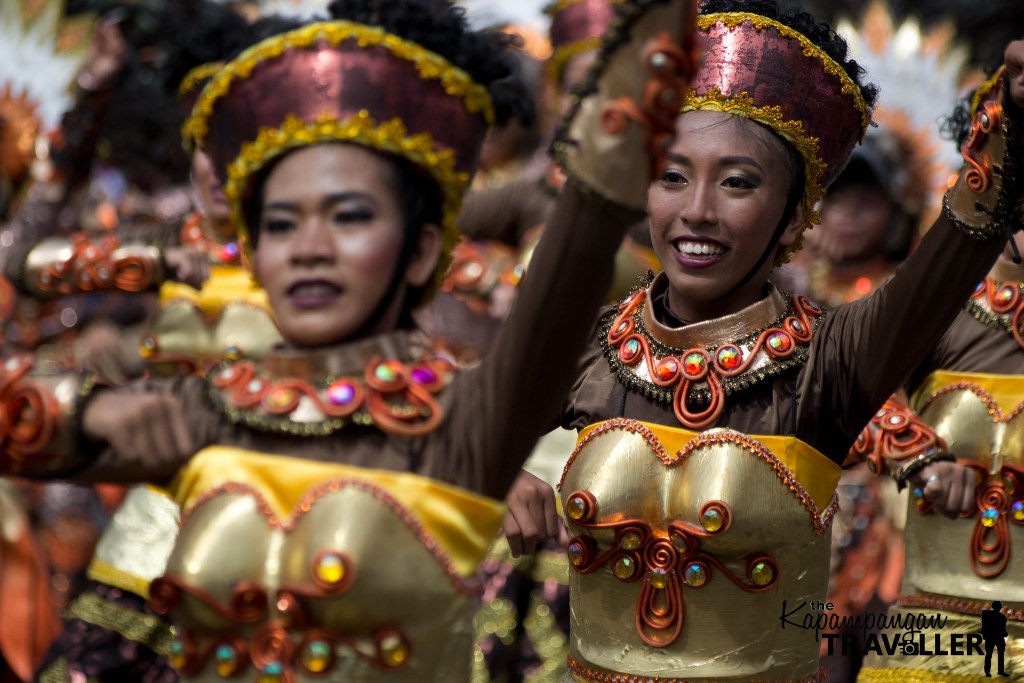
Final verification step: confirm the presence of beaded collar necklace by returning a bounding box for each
[600,274,825,429]
[205,332,456,437]
[965,265,1024,351]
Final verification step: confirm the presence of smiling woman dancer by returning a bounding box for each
[0,0,698,680]
[498,0,1024,681]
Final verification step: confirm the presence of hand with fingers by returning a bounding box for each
[503,469,564,558]
[163,247,211,290]
[73,321,144,385]
[911,460,978,518]
[83,390,196,475]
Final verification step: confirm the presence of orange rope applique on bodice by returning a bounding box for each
[602,287,824,429]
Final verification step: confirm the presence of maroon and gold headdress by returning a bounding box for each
[182,21,495,287]
[684,13,872,253]
[178,61,223,152]
[546,0,622,84]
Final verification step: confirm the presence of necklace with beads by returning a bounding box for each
[601,279,825,429]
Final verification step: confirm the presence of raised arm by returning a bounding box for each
[456,180,553,245]
[806,58,1024,456]
[441,0,701,499]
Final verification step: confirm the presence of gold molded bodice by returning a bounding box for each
[154,447,504,681]
[902,371,1024,605]
[558,419,840,681]
[146,266,281,370]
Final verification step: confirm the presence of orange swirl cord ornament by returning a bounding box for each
[211,355,454,437]
[0,356,59,471]
[606,287,821,428]
[912,462,1024,579]
[961,80,1005,195]
[564,492,778,647]
[967,276,1024,349]
[849,398,945,476]
[31,233,159,295]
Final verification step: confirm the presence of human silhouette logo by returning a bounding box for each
[981,601,1009,678]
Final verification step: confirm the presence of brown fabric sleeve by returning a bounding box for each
[49,374,216,485]
[798,213,1004,460]
[74,375,217,485]
[456,180,554,245]
[436,185,635,499]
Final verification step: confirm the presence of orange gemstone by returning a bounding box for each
[655,358,679,380]
[314,553,346,585]
[751,562,774,586]
[716,346,740,370]
[683,353,705,375]
[566,495,587,521]
[266,387,296,409]
[767,332,792,352]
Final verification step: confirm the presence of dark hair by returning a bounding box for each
[326,0,532,127]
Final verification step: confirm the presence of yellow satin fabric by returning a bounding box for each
[159,264,270,318]
[575,421,841,513]
[169,446,505,578]
[912,370,1024,414]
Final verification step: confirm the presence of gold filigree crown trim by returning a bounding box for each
[682,88,825,263]
[178,61,223,98]
[183,21,494,149]
[970,67,1005,120]
[226,111,466,291]
[698,13,870,133]
[547,0,623,15]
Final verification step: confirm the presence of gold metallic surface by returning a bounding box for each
[560,421,838,680]
[151,276,280,365]
[164,447,503,681]
[904,372,1024,605]
[859,606,1024,680]
[87,486,181,598]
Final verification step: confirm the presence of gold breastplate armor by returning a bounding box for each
[148,449,503,682]
[559,418,840,682]
[900,373,1024,612]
